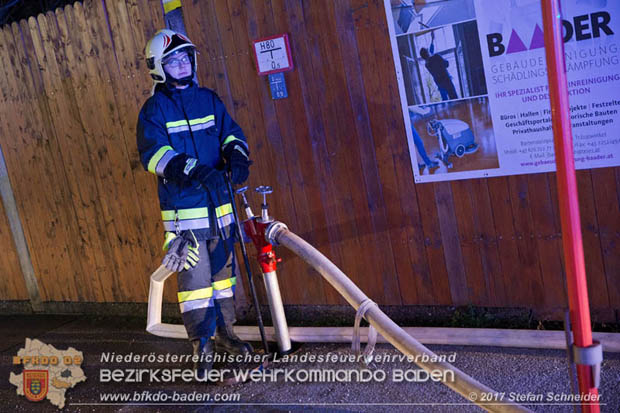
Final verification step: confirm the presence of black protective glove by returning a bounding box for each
[163,154,227,192]
[190,164,228,193]
[228,151,252,185]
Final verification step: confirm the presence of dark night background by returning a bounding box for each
[0,0,82,26]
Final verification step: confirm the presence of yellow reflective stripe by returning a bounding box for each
[148,146,174,174]
[222,135,244,147]
[178,287,213,303]
[163,0,182,14]
[212,277,236,291]
[215,203,233,218]
[188,115,215,126]
[161,207,209,221]
[162,232,177,251]
[165,119,188,128]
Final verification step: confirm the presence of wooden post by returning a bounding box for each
[162,0,187,35]
[0,145,42,311]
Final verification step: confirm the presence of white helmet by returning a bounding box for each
[144,29,197,85]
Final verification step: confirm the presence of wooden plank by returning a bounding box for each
[335,0,429,306]
[470,179,507,306]
[269,0,346,305]
[292,0,402,305]
[450,180,487,305]
[374,0,461,306]
[187,1,235,108]
[575,170,610,309]
[3,20,83,302]
[412,183,451,305]
[486,177,524,307]
[229,0,332,305]
[507,175,545,306]
[273,0,349,305]
[35,9,117,303]
[265,0,363,305]
[61,1,149,301]
[527,173,567,308]
[345,0,417,304]
[591,167,620,308]
[0,24,46,303]
[356,0,453,305]
[0,30,29,301]
[434,182,469,305]
[333,0,428,306]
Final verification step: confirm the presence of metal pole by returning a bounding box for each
[227,180,270,354]
[540,1,599,411]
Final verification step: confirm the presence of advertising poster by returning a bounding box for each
[385,0,620,183]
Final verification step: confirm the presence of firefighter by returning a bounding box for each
[137,29,253,378]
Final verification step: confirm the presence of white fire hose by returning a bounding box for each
[266,224,530,413]
[146,222,535,412]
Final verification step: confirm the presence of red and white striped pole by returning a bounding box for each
[540,1,599,412]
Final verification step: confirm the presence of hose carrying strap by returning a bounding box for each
[352,298,378,365]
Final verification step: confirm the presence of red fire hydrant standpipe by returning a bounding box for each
[541,1,602,412]
[237,186,292,354]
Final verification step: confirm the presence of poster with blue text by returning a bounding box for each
[385,0,620,183]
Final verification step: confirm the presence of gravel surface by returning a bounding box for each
[1,316,618,412]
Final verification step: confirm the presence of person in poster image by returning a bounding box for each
[409,106,439,171]
[419,32,458,101]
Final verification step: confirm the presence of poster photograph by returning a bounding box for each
[386,0,620,183]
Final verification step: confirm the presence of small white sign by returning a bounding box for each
[253,34,293,75]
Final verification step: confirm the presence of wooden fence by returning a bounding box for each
[0,0,617,321]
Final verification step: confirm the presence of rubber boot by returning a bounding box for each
[191,337,214,380]
[214,298,253,355]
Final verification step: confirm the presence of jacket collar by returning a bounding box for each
[156,81,197,99]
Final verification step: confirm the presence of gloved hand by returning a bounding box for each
[228,151,252,185]
[190,165,228,193]
[163,154,227,192]
[162,231,200,272]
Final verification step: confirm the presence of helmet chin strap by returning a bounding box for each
[174,74,194,86]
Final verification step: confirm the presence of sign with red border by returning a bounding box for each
[252,33,294,75]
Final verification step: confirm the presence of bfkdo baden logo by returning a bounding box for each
[23,370,49,402]
[9,338,86,409]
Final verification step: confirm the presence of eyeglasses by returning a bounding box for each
[163,55,191,68]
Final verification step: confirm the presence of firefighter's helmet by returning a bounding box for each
[144,29,197,86]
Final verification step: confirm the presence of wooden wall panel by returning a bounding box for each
[0,29,29,301]
[0,0,616,321]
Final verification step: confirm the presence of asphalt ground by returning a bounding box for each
[1,315,619,412]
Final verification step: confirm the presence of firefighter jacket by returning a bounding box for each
[137,83,248,235]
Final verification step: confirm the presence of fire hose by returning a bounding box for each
[264,223,529,413]
[146,186,531,412]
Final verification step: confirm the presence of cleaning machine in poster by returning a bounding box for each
[385,0,620,183]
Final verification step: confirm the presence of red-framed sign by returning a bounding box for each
[252,33,294,76]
